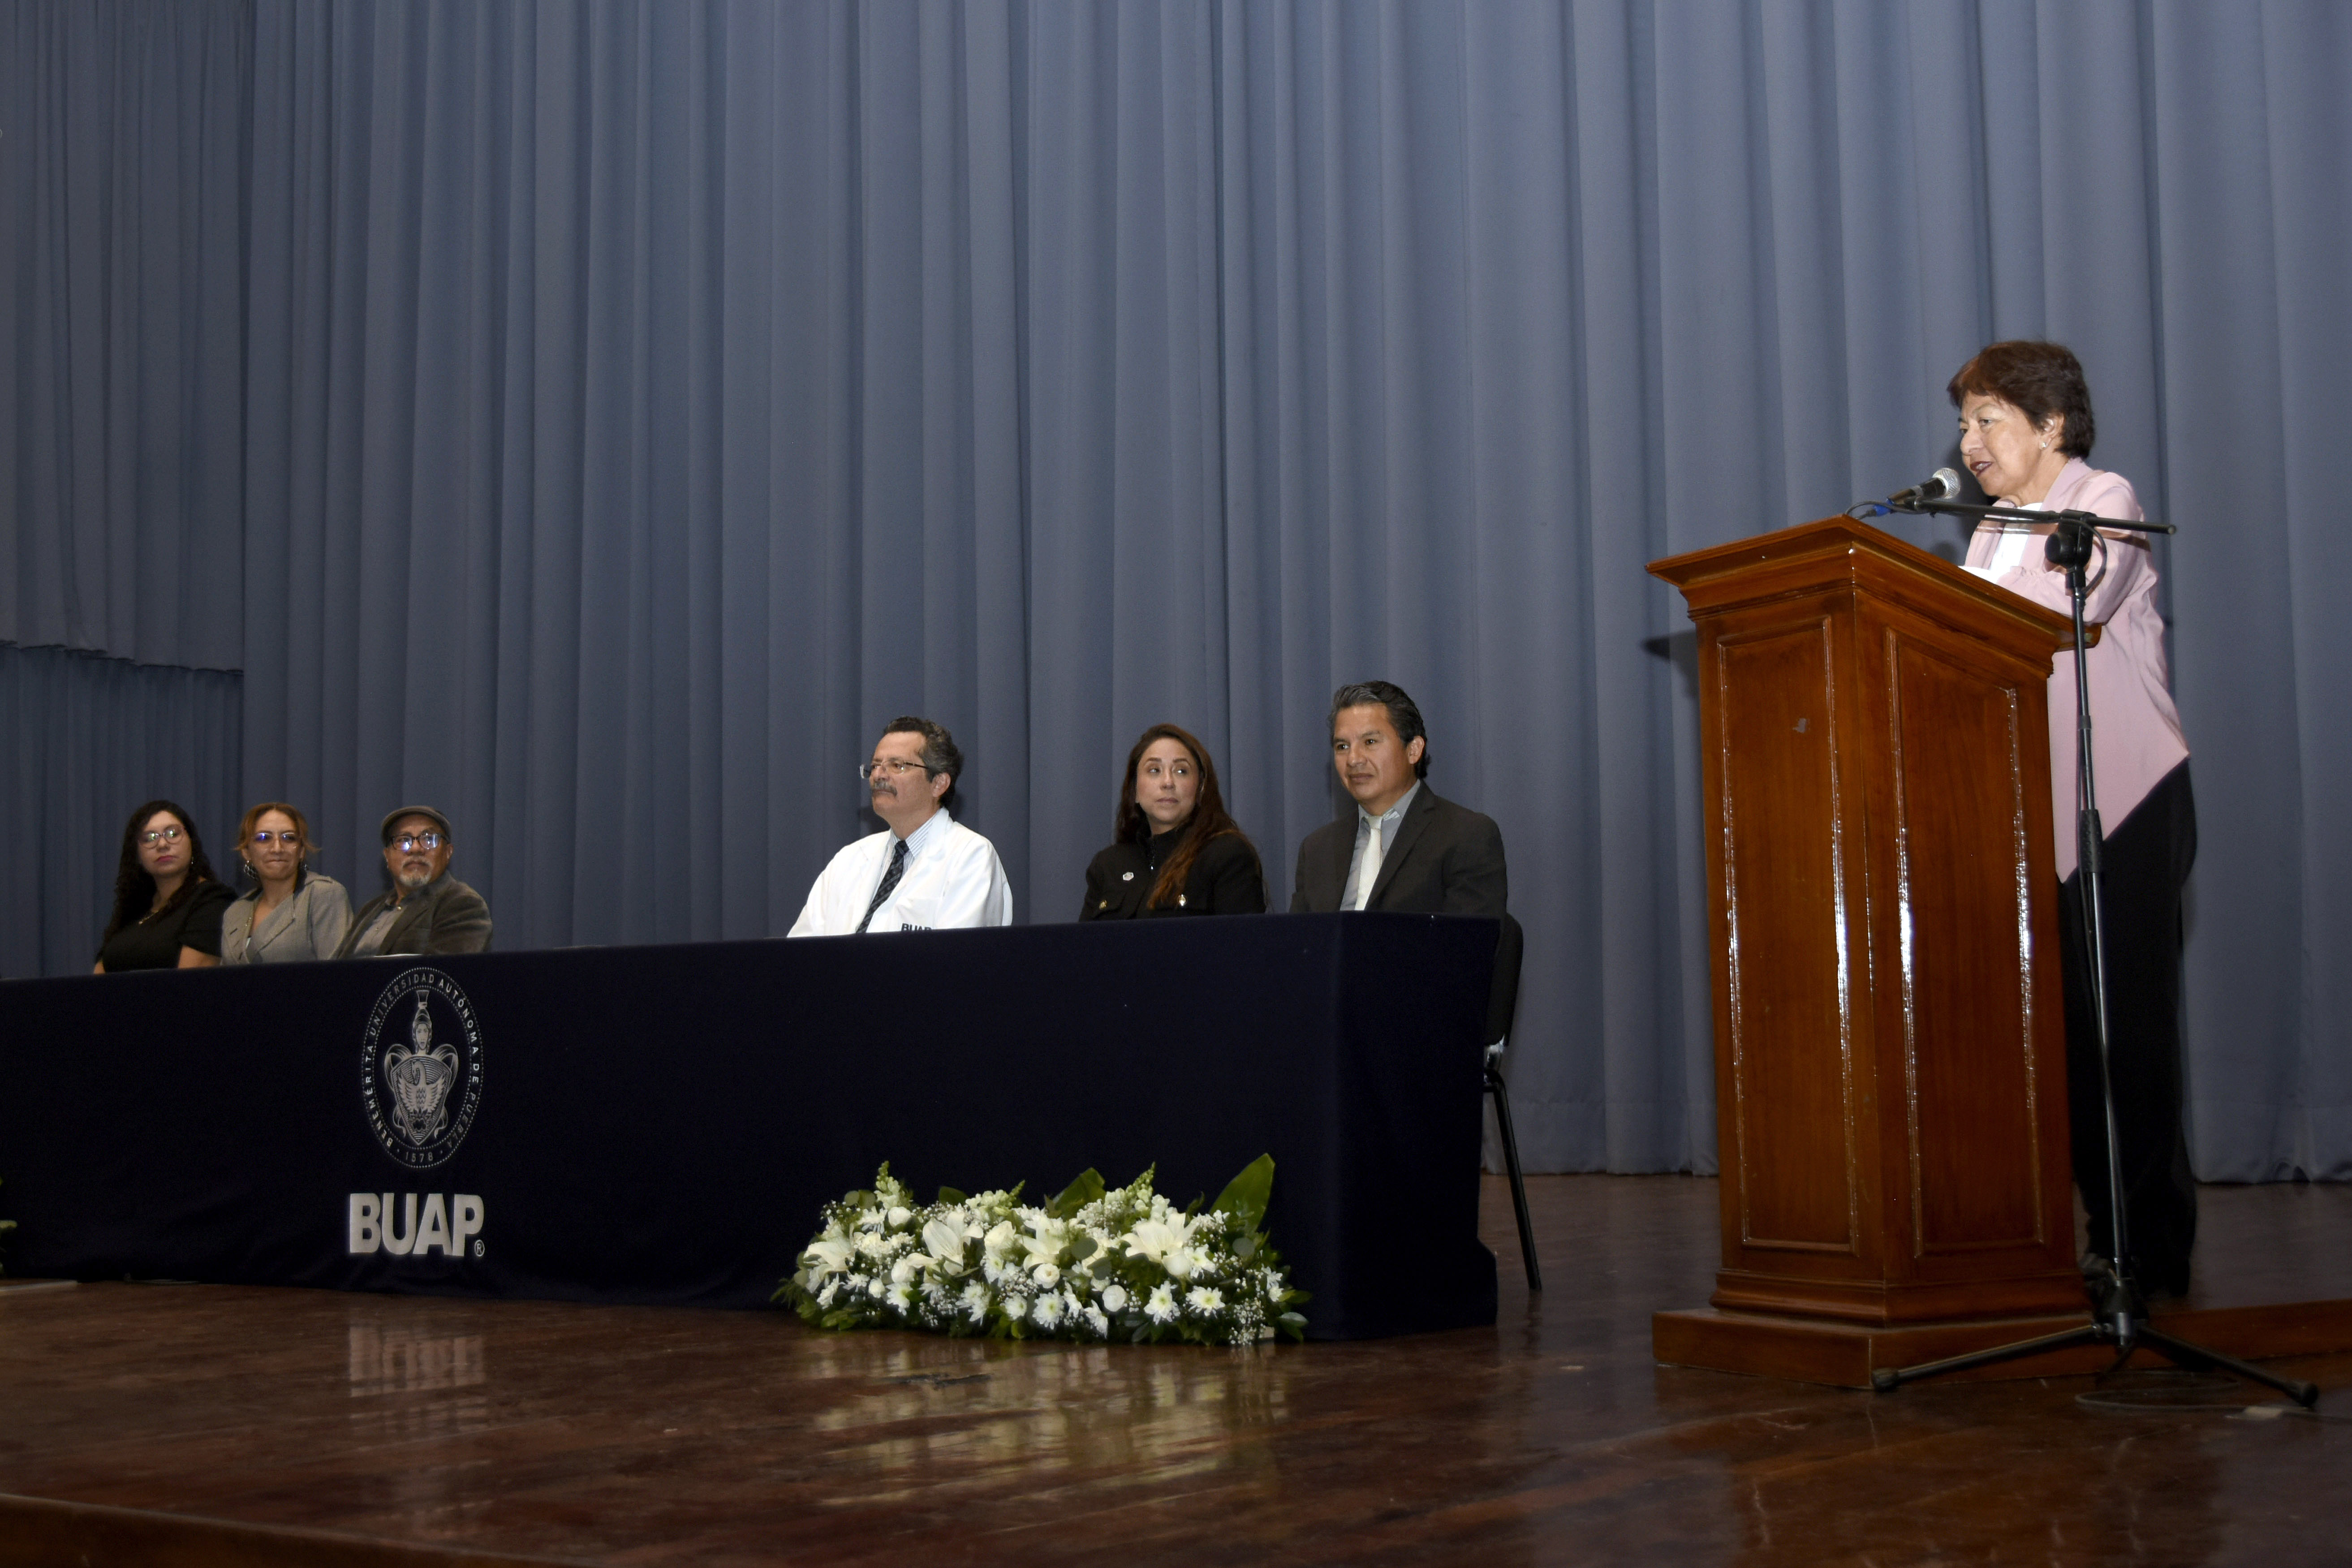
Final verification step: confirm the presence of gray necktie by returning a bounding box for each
[856,838,910,934]
[1351,816,1385,910]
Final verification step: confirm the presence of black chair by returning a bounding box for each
[1485,912,1539,1289]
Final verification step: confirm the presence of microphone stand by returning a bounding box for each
[1862,495,2318,1409]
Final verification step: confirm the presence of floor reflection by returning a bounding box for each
[346,1312,493,1441]
[790,1336,1292,1481]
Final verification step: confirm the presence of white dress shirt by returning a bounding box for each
[787,809,1015,936]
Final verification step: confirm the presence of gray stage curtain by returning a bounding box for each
[0,0,250,671]
[10,0,2351,1178]
[0,644,245,980]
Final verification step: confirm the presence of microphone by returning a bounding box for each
[1888,468,1962,508]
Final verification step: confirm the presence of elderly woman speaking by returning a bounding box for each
[1951,339,2194,1300]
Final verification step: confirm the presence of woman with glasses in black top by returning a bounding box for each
[93,800,236,973]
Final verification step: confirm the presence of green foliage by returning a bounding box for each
[1046,1167,1105,1219]
[1211,1154,1274,1232]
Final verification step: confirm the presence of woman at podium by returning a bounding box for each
[1080,724,1266,920]
[1949,340,2197,1298]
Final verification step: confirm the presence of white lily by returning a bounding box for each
[923,1218,966,1270]
[1023,1215,1068,1264]
[1124,1217,1191,1267]
[803,1236,857,1275]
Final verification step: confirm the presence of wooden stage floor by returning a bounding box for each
[4,1175,2349,1567]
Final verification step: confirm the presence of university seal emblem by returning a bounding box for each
[361,968,485,1168]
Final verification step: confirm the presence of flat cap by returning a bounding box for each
[379,805,455,845]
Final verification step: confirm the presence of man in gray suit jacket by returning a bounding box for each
[334,806,494,959]
[1290,681,1507,917]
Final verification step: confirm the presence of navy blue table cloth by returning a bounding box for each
[0,912,1498,1339]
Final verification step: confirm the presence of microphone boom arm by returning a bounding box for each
[1890,495,2175,536]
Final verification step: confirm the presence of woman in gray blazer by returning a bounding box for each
[220,802,352,964]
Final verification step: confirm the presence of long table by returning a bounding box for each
[0,913,1499,1339]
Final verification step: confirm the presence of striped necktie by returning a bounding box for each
[856,837,910,934]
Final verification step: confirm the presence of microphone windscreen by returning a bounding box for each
[1928,467,1962,500]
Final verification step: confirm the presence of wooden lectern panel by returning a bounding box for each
[1887,634,2048,1258]
[1715,620,1857,1256]
[1652,519,2084,1328]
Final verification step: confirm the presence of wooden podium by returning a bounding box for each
[1647,517,2091,1384]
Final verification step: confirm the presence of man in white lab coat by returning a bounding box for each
[788,716,1013,936]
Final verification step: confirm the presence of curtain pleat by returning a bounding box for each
[0,0,250,668]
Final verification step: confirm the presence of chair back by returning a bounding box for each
[1485,912,1524,1047]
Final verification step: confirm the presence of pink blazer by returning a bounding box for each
[1964,457,2188,880]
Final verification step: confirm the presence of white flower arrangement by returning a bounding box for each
[778,1156,1308,1346]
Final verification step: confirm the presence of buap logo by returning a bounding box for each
[361,968,484,1168]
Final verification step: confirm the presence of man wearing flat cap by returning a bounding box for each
[332,806,493,958]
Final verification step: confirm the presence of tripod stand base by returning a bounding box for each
[1872,1318,2318,1408]
[1656,1294,2352,1392]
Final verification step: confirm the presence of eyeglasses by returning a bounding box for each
[857,758,933,782]
[139,826,185,846]
[393,832,447,853]
[250,830,303,848]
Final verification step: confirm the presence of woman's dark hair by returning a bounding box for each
[233,801,316,896]
[105,800,220,939]
[1116,724,1258,910]
[1947,340,2096,458]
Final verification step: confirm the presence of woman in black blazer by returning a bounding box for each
[1081,724,1266,919]
[93,799,235,973]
